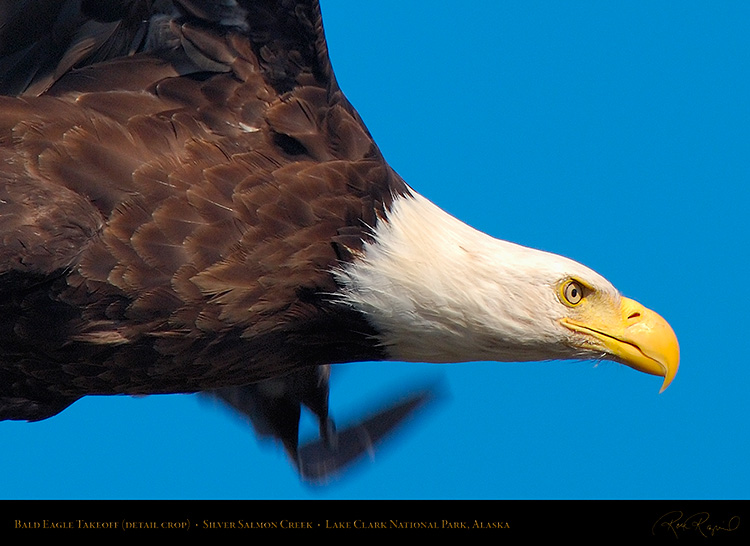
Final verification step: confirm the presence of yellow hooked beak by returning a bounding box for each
[561,296,679,393]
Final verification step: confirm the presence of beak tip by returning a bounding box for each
[657,362,678,394]
[657,349,679,394]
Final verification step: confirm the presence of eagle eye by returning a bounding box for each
[561,280,585,306]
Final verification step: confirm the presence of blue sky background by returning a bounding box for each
[1,1,748,500]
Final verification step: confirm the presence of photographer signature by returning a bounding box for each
[652,511,740,538]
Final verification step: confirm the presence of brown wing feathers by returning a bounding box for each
[0,1,407,420]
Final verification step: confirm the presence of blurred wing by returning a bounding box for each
[209,373,442,484]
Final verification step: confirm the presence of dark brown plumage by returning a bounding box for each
[0,0,424,477]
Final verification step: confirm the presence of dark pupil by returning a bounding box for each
[567,283,581,302]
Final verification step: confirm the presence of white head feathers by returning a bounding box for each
[334,191,620,364]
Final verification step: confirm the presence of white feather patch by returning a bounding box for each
[333,191,618,364]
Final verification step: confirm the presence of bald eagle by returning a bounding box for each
[0,1,678,480]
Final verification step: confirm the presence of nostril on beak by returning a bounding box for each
[628,312,641,320]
